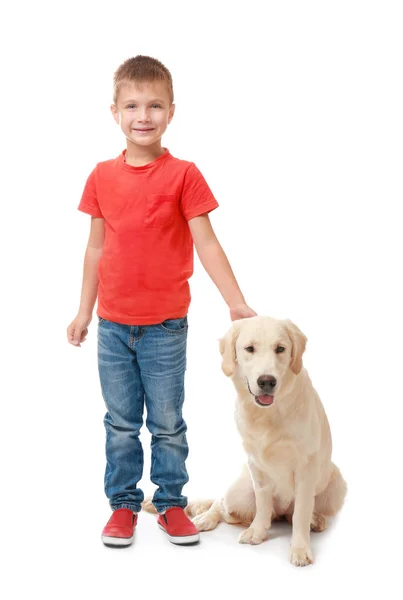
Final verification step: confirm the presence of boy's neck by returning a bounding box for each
[124,142,166,167]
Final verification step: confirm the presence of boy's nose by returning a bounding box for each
[137,110,150,122]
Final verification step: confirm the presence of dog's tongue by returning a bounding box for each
[258,395,274,405]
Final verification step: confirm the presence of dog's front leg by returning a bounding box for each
[238,460,273,545]
[290,466,317,566]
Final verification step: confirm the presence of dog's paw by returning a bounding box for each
[290,545,313,567]
[189,500,214,517]
[191,512,219,531]
[310,512,327,532]
[238,526,268,545]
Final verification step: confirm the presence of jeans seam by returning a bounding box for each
[155,503,187,513]
[158,325,188,335]
[111,503,142,512]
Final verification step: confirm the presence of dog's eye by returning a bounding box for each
[245,346,255,353]
[275,346,285,353]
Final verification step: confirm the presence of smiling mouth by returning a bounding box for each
[255,395,274,406]
[246,378,275,407]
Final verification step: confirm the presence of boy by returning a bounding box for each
[67,56,256,547]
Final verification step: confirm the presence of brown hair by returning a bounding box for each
[113,55,174,105]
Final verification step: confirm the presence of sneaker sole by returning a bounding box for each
[101,534,134,547]
[158,524,200,545]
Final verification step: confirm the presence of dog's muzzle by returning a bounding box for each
[246,377,275,407]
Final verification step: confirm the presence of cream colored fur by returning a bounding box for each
[188,316,347,566]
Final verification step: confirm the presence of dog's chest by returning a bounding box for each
[248,436,298,473]
[238,420,300,489]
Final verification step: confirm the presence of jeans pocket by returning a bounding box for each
[145,194,177,228]
[159,316,188,334]
[98,316,106,324]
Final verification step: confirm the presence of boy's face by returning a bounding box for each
[111,81,175,149]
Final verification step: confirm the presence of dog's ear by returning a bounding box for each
[219,321,241,377]
[284,320,307,374]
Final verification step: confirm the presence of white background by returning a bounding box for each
[1,0,402,597]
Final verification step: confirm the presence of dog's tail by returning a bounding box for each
[141,497,215,517]
[142,497,158,514]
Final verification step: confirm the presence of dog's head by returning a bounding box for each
[219,316,307,407]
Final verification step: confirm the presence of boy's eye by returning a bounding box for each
[125,104,162,109]
[245,346,255,353]
[275,346,285,353]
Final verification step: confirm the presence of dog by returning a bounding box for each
[186,316,347,566]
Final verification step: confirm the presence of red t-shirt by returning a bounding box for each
[78,148,218,325]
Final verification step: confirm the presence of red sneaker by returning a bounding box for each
[157,507,200,545]
[101,508,137,547]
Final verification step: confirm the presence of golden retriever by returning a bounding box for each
[188,316,347,566]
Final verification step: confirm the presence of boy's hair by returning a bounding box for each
[113,55,174,105]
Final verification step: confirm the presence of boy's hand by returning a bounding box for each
[230,303,257,321]
[67,312,92,347]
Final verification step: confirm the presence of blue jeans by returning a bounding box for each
[97,316,189,513]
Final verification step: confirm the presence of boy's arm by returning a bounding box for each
[67,217,105,346]
[78,217,105,316]
[188,214,256,321]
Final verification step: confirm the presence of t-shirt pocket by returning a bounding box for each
[145,194,177,228]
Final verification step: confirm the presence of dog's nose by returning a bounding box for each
[257,375,277,391]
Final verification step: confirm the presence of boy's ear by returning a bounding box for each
[219,321,241,377]
[110,104,119,124]
[168,103,175,124]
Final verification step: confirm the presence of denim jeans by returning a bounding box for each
[97,316,189,513]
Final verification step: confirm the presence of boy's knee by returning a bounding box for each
[146,413,187,437]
